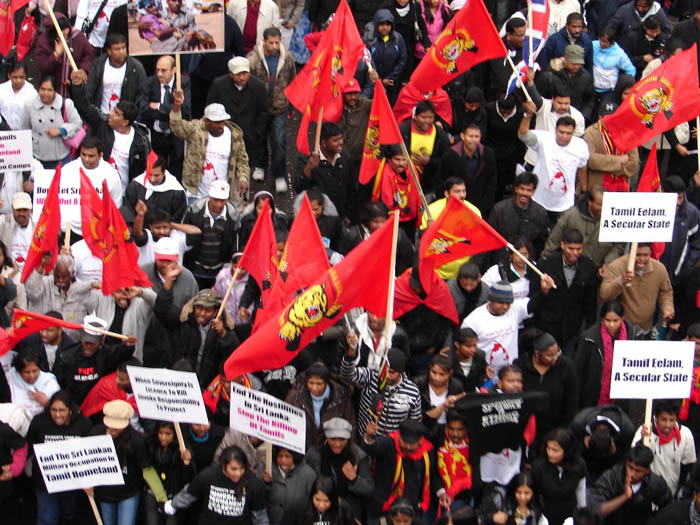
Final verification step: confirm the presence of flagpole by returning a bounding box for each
[696,116,700,173]
[527,2,534,62]
[44,0,78,72]
[507,242,557,289]
[382,211,400,349]
[314,106,324,155]
[216,267,241,320]
[88,493,104,525]
[399,141,433,221]
[175,54,181,91]
[505,54,533,103]
[63,222,71,248]
[626,242,637,288]
[83,325,129,341]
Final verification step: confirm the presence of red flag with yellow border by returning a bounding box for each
[0,308,83,356]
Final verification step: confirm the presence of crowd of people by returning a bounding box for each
[1,0,700,524]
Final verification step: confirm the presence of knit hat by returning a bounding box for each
[399,419,426,443]
[487,281,514,304]
[387,347,407,373]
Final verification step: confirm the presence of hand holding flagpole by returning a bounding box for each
[44,0,78,72]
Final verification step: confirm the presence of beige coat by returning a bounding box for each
[583,123,640,190]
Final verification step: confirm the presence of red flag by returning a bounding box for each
[253,195,330,328]
[393,83,453,127]
[393,268,459,324]
[637,143,661,192]
[21,164,62,283]
[419,196,507,291]
[410,0,507,93]
[602,45,700,152]
[0,308,84,356]
[224,214,397,378]
[238,199,278,306]
[81,174,152,294]
[284,0,365,154]
[0,0,18,56]
[359,79,404,185]
[143,150,158,185]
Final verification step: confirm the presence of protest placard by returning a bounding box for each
[34,435,123,493]
[126,0,225,55]
[599,192,677,243]
[230,382,306,455]
[0,130,33,172]
[610,340,694,400]
[127,366,208,425]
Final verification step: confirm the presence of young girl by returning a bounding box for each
[297,476,353,525]
[506,472,548,525]
[530,428,587,525]
[449,327,489,392]
[414,355,465,436]
[144,421,195,525]
[389,497,428,524]
[164,445,268,524]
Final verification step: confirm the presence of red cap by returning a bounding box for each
[343,79,361,94]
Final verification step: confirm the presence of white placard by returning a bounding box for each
[599,192,677,242]
[610,340,694,399]
[34,435,124,493]
[0,130,32,171]
[127,366,209,425]
[229,382,306,455]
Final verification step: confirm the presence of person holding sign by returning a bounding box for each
[88,399,168,525]
[163,444,269,524]
[25,390,92,525]
[600,242,674,334]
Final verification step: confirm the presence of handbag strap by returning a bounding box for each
[84,0,109,38]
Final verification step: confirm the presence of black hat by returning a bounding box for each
[387,347,407,374]
[399,419,426,443]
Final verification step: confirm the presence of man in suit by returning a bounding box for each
[137,56,191,180]
[14,311,78,373]
[529,227,598,356]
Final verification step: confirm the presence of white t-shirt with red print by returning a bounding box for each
[109,127,135,194]
[197,127,231,199]
[100,60,127,115]
[461,299,532,376]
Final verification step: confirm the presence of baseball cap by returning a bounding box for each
[103,399,134,429]
[192,288,221,308]
[599,101,619,116]
[208,180,230,200]
[12,192,32,210]
[154,237,179,261]
[323,417,352,439]
[564,44,585,65]
[343,78,361,94]
[203,103,231,122]
[228,56,250,75]
[81,314,108,343]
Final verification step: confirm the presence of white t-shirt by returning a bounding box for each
[109,127,135,194]
[11,224,33,273]
[74,0,126,48]
[60,158,123,235]
[198,127,231,198]
[137,229,189,266]
[44,344,59,371]
[529,130,589,212]
[482,265,530,300]
[0,80,37,130]
[480,447,523,485]
[100,60,127,115]
[429,386,448,424]
[72,239,103,282]
[461,299,532,375]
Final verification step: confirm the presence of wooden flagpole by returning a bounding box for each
[505,54,533,103]
[527,2,534,61]
[382,211,400,349]
[506,242,556,289]
[44,0,78,72]
[398,140,433,222]
[216,267,241,320]
[175,54,181,91]
[314,107,324,155]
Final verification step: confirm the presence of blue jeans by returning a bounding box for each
[99,493,141,525]
[35,487,77,525]
[269,112,287,178]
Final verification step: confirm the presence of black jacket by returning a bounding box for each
[488,196,550,260]
[529,251,599,344]
[648,499,694,525]
[478,38,523,101]
[589,462,672,525]
[673,266,700,338]
[85,55,147,110]
[448,347,488,393]
[71,81,150,181]
[414,374,464,431]
[14,331,78,373]
[205,74,269,167]
[136,74,191,130]
[574,321,645,409]
[342,224,415,276]
[438,142,497,216]
[154,287,240,387]
[530,455,587,525]
[621,27,667,80]
[124,178,188,225]
[537,68,596,123]
[399,119,451,195]
[293,152,357,221]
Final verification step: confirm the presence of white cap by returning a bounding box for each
[228,56,250,74]
[203,103,231,122]
[83,313,108,336]
[208,180,230,200]
[12,192,32,210]
[154,237,179,261]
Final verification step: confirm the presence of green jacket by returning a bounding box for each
[247,41,296,115]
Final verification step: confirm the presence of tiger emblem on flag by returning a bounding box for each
[278,283,341,351]
[423,230,471,257]
[629,75,674,128]
[363,120,380,160]
[431,29,478,74]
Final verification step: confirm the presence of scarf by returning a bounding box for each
[203,375,250,413]
[654,419,682,446]
[137,170,187,200]
[436,432,472,499]
[320,442,352,496]
[383,431,433,512]
[598,321,627,405]
[311,385,331,428]
[680,366,700,420]
[377,161,422,223]
[598,121,629,192]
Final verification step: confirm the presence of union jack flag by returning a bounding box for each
[506,0,550,96]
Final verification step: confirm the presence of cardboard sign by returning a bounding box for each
[229,382,306,455]
[34,435,124,493]
[599,192,677,242]
[610,340,694,399]
[0,130,33,171]
[126,0,225,55]
[127,366,209,425]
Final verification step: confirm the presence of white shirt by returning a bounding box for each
[61,158,122,235]
[74,0,126,48]
[109,127,135,193]
[11,223,33,273]
[429,386,448,424]
[462,299,532,375]
[482,265,530,300]
[7,368,60,417]
[100,60,127,115]
[154,80,174,134]
[524,99,586,165]
[137,229,189,266]
[527,130,589,212]
[44,343,59,371]
[0,80,37,130]
[72,238,103,282]
[198,127,231,198]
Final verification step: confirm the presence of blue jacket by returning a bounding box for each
[608,1,671,43]
[591,40,635,93]
[538,27,593,73]
[364,9,407,82]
